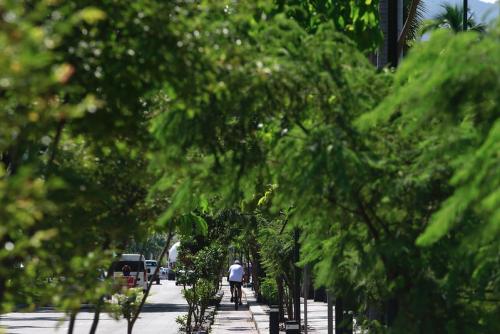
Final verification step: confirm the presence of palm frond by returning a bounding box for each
[404,0,427,42]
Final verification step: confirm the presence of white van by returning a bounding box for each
[113,254,147,291]
[145,260,160,284]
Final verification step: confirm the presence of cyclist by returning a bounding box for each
[228,260,244,305]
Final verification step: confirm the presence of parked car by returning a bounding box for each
[175,269,195,286]
[145,260,160,284]
[165,267,176,280]
[112,254,147,291]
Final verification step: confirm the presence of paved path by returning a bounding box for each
[244,287,362,334]
[243,286,331,334]
[0,279,187,334]
[211,281,258,334]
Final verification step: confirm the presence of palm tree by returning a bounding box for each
[422,2,486,34]
[398,0,427,56]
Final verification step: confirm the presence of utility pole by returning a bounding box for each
[463,0,468,31]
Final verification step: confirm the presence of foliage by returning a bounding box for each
[150,0,390,326]
[358,28,500,332]
[403,0,426,40]
[398,0,427,52]
[182,279,215,332]
[127,233,170,261]
[149,1,499,332]
[177,249,221,333]
[260,277,279,305]
[1,0,181,320]
[273,0,382,51]
[107,288,144,334]
[256,212,295,316]
[422,3,486,33]
[360,26,500,248]
[175,314,189,332]
[175,210,228,332]
[2,0,499,333]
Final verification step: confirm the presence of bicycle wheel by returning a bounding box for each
[234,285,239,310]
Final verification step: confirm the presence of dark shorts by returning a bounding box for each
[229,280,242,289]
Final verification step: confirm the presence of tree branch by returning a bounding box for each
[355,196,380,241]
[48,118,66,168]
[295,120,310,136]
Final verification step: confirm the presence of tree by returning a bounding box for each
[1,0,174,323]
[358,24,500,332]
[422,2,486,33]
[127,233,171,260]
[2,0,499,333]
[149,1,499,332]
[173,210,228,333]
[257,213,295,320]
[273,0,382,51]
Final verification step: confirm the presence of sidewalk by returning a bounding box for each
[211,281,258,334]
[243,286,330,334]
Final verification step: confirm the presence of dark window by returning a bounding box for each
[113,261,145,272]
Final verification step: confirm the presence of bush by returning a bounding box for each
[175,314,188,332]
[106,288,144,334]
[260,278,279,305]
[182,278,216,332]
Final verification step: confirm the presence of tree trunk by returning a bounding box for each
[292,229,300,326]
[335,296,354,334]
[249,243,264,301]
[285,286,293,320]
[192,283,199,329]
[0,276,6,312]
[199,303,207,328]
[186,303,193,333]
[88,299,102,334]
[335,298,343,334]
[463,0,468,31]
[385,297,398,327]
[276,277,285,322]
[48,118,66,168]
[127,320,133,334]
[67,311,77,334]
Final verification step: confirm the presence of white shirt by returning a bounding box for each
[228,264,244,282]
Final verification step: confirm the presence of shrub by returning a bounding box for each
[260,277,279,305]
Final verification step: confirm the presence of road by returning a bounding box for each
[0,279,187,334]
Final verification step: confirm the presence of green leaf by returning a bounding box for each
[75,7,107,25]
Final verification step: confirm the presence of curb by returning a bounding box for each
[242,287,269,334]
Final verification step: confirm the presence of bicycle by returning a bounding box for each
[233,283,239,310]
[229,280,242,310]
